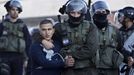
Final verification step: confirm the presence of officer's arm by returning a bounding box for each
[71,23,99,59]
[23,25,32,56]
[116,30,122,52]
[116,29,131,63]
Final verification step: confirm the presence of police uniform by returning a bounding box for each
[55,20,98,75]
[56,0,99,75]
[95,24,122,75]
[91,1,124,75]
[0,1,31,75]
[117,7,134,75]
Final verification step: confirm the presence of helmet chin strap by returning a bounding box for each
[93,13,108,29]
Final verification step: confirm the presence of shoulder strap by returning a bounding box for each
[81,20,91,42]
[98,25,117,49]
[108,25,117,48]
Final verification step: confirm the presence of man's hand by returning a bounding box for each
[65,55,75,67]
[42,39,54,49]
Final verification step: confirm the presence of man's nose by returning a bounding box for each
[74,13,79,17]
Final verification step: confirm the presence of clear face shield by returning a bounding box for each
[94,8,107,15]
[66,0,87,14]
[91,1,110,15]
[118,12,125,24]
[119,7,134,25]
[113,11,123,28]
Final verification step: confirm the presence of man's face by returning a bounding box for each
[8,7,19,19]
[39,23,55,41]
[94,9,107,14]
[121,17,132,27]
[70,11,81,18]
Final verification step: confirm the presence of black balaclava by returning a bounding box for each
[68,14,84,28]
[93,13,108,29]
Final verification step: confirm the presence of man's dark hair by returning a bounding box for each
[32,19,55,43]
[39,19,53,27]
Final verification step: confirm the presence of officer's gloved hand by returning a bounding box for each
[65,55,75,67]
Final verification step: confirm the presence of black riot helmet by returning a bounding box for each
[91,1,110,29]
[117,9,125,24]
[66,0,87,14]
[4,0,22,13]
[91,0,110,15]
[122,7,134,20]
[118,6,134,25]
[65,0,88,26]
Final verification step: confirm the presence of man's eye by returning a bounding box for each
[42,29,46,31]
[48,28,52,31]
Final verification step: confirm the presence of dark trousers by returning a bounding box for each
[0,52,24,75]
[25,58,32,75]
[97,68,119,75]
[61,67,97,75]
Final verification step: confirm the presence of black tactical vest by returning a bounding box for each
[0,20,25,53]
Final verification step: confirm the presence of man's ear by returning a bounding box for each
[53,28,55,32]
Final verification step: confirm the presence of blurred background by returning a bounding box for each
[0,0,134,28]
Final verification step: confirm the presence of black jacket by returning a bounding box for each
[117,24,134,63]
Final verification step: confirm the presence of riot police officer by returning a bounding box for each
[54,0,99,75]
[0,1,31,75]
[91,1,124,75]
[117,6,134,75]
